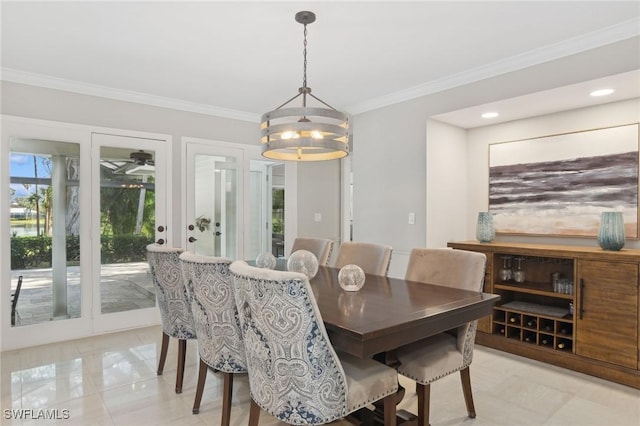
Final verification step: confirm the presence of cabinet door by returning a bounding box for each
[576,260,638,369]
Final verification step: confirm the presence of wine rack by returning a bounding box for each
[492,306,573,352]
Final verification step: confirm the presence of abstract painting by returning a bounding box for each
[489,124,639,237]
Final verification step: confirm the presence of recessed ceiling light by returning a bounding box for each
[481,112,499,119]
[590,88,614,97]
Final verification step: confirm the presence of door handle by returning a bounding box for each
[579,278,585,320]
[187,224,195,231]
[156,238,165,245]
[188,237,197,243]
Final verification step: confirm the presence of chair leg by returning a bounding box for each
[175,339,187,393]
[157,332,170,375]
[221,372,233,426]
[383,392,397,426]
[192,359,208,414]
[248,399,261,426]
[460,366,476,418]
[416,382,431,426]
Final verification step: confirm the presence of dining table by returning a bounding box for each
[308,265,500,359]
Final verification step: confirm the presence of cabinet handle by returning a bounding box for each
[157,226,165,232]
[156,238,165,245]
[579,278,585,320]
[188,237,197,243]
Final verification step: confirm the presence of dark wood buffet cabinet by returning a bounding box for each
[448,241,639,389]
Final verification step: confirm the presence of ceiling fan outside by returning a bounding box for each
[112,150,155,175]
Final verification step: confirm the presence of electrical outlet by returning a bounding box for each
[408,212,415,225]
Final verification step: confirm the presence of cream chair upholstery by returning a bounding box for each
[179,252,247,423]
[230,261,398,426]
[146,244,196,394]
[396,248,487,426]
[335,241,393,276]
[290,237,334,266]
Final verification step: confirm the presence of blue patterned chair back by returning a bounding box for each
[146,244,196,340]
[179,252,247,373]
[230,261,349,425]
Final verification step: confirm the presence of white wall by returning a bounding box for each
[466,98,640,248]
[426,119,469,248]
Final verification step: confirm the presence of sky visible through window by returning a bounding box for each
[10,154,51,199]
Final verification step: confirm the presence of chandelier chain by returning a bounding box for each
[303,23,308,88]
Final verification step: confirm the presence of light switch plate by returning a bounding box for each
[408,212,415,225]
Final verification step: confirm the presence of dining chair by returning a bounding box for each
[146,244,196,394]
[290,237,334,266]
[334,241,393,276]
[11,275,23,326]
[396,248,487,426]
[179,252,247,422]
[229,261,399,426]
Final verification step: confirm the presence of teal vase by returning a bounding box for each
[476,212,495,243]
[597,212,625,251]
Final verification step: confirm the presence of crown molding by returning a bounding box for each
[0,68,261,123]
[2,18,638,119]
[346,17,640,115]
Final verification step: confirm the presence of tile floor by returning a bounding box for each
[1,325,638,425]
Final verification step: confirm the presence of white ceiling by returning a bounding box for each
[1,1,639,127]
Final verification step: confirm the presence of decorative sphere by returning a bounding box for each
[338,264,365,291]
[287,250,319,279]
[256,252,277,269]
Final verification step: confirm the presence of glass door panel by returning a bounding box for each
[8,140,81,326]
[92,133,167,331]
[98,146,156,314]
[186,144,242,258]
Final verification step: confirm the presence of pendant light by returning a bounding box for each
[261,11,350,161]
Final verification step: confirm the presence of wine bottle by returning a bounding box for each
[557,342,566,349]
[541,338,550,346]
[560,327,569,334]
[509,316,519,324]
[527,319,537,328]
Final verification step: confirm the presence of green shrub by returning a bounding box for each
[10,234,153,269]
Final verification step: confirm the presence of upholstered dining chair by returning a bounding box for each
[179,252,247,423]
[229,261,399,426]
[396,248,487,426]
[146,244,196,394]
[290,237,334,266]
[335,241,393,276]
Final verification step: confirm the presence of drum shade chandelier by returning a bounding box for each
[261,11,350,161]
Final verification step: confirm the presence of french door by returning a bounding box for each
[1,115,171,350]
[183,139,291,261]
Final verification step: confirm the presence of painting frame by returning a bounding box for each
[488,123,640,238]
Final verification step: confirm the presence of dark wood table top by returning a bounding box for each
[309,266,500,358]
